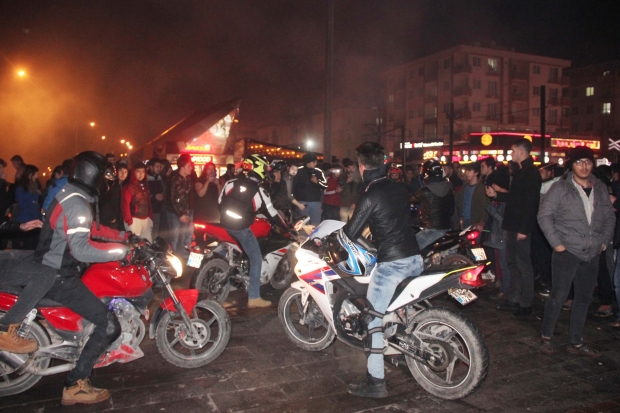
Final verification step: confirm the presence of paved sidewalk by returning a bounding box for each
[1,280,619,412]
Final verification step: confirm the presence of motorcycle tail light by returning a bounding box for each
[466,231,480,240]
[194,223,206,229]
[460,265,485,287]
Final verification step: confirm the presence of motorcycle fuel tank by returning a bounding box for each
[82,262,152,299]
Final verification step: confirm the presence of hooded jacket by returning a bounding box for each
[344,164,419,263]
[293,166,327,202]
[121,172,152,225]
[538,171,615,262]
[412,178,454,230]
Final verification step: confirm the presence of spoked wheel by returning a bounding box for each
[270,250,294,290]
[278,288,335,351]
[405,307,488,400]
[0,322,51,397]
[190,258,231,304]
[155,300,230,368]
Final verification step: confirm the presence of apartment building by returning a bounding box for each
[380,44,571,160]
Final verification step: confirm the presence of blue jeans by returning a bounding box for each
[227,227,263,299]
[367,255,424,379]
[415,229,447,250]
[165,210,193,258]
[300,201,322,225]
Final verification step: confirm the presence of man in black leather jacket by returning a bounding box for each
[344,142,423,399]
[411,159,455,249]
[164,154,193,257]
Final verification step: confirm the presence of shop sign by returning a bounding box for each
[609,139,620,151]
[481,134,493,146]
[400,141,443,149]
[423,150,438,160]
[551,138,600,150]
[191,155,213,164]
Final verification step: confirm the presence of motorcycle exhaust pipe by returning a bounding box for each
[0,351,74,376]
[0,350,26,369]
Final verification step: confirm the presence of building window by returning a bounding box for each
[586,104,593,114]
[487,103,498,119]
[532,108,540,117]
[472,102,481,112]
[443,81,450,91]
[549,67,559,82]
[408,110,414,119]
[488,58,498,73]
[572,106,579,115]
[549,109,558,123]
[482,126,491,133]
[586,86,594,96]
[549,88,559,99]
[562,108,570,118]
[562,87,569,97]
[488,81,498,96]
[443,58,450,69]
[473,79,481,89]
[417,108,423,117]
[532,65,540,74]
[472,56,481,66]
[533,86,541,96]
[603,103,611,114]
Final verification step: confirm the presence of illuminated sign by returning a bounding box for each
[184,144,212,153]
[609,139,620,151]
[423,150,438,160]
[523,135,532,142]
[191,155,213,164]
[481,134,493,146]
[400,141,443,149]
[551,138,600,150]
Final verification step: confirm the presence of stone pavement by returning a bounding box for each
[1,279,620,413]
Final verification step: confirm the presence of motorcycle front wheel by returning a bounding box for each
[405,307,488,400]
[155,299,230,368]
[190,258,231,304]
[270,250,294,290]
[278,287,335,351]
[0,321,51,396]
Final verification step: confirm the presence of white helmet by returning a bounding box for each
[334,229,377,276]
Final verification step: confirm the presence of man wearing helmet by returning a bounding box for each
[218,154,289,308]
[34,151,129,405]
[344,142,422,398]
[411,159,455,249]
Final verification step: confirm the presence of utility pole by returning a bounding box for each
[540,85,546,162]
[324,0,334,163]
[448,103,454,163]
[401,125,406,168]
[376,118,383,144]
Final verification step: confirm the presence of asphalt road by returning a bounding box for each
[1,276,620,413]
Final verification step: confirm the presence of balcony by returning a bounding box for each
[453,64,472,74]
[486,91,499,99]
[510,115,529,124]
[452,86,473,97]
[425,71,438,82]
[511,71,529,81]
[446,109,472,120]
[486,114,500,121]
[547,118,559,126]
[424,94,437,103]
[547,97,560,106]
[487,69,500,76]
[511,92,528,102]
[424,115,437,124]
[548,76,561,84]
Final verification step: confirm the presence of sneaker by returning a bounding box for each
[247,297,272,308]
[511,306,533,319]
[593,305,613,318]
[562,300,572,311]
[347,373,388,398]
[539,288,551,298]
[565,344,602,359]
[0,324,38,354]
[61,379,110,405]
[540,338,554,356]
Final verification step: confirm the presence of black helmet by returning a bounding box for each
[422,159,443,179]
[71,151,112,196]
[267,159,287,180]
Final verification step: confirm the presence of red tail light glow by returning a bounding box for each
[460,265,485,287]
[194,223,206,229]
[466,231,480,240]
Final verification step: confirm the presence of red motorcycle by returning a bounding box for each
[0,237,230,397]
[187,216,299,303]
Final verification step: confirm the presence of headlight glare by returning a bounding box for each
[167,253,183,278]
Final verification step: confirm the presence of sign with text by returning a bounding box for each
[550,138,600,150]
[400,141,443,149]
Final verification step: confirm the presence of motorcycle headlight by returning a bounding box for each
[167,253,183,278]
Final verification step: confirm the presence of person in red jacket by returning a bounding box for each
[121,162,153,241]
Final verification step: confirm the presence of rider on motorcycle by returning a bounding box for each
[0,220,57,354]
[411,159,455,249]
[218,154,289,308]
[343,142,423,398]
[34,151,130,405]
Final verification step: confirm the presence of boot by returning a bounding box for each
[62,378,110,405]
[248,297,272,308]
[0,324,38,354]
[347,372,388,398]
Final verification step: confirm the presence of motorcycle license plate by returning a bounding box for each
[187,252,204,268]
[470,247,487,261]
[449,288,478,305]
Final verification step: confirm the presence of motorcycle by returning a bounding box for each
[418,226,488,268]
[0,237,230,397]
[187,216,297,303]
[278,220,489,400]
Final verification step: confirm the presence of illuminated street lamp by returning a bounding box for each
[306,139,314,150]
[16,70,26,78]
[75,121,96,153]
[101,136,106,140]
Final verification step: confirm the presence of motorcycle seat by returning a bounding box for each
[0,285,65,307]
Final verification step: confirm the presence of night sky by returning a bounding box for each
[1,0,619,175]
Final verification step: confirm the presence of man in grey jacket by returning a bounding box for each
[537,146,615,358]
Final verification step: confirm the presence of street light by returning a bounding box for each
[75,121,96,153]
[17,70,26,78]
[306,139,314,150]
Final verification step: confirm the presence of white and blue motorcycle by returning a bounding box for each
[279,220,489,400]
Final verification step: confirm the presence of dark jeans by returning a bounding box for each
[45,276,121,385]
[597,244,615,305]
[541,250,599,345]
[226,227,263,299]
[531,224,552,286]
[0,251,57,325]
[506,231,535,307]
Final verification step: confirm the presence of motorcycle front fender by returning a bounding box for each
[289,280,305,291]
[148,289,199,340]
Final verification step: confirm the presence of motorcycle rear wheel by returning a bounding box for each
[278,288,335,351]
[405,307,488,400]
[269,250,294,290]
[190,258,231,304]
[155,299,230,368]
[0,322,51,397]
